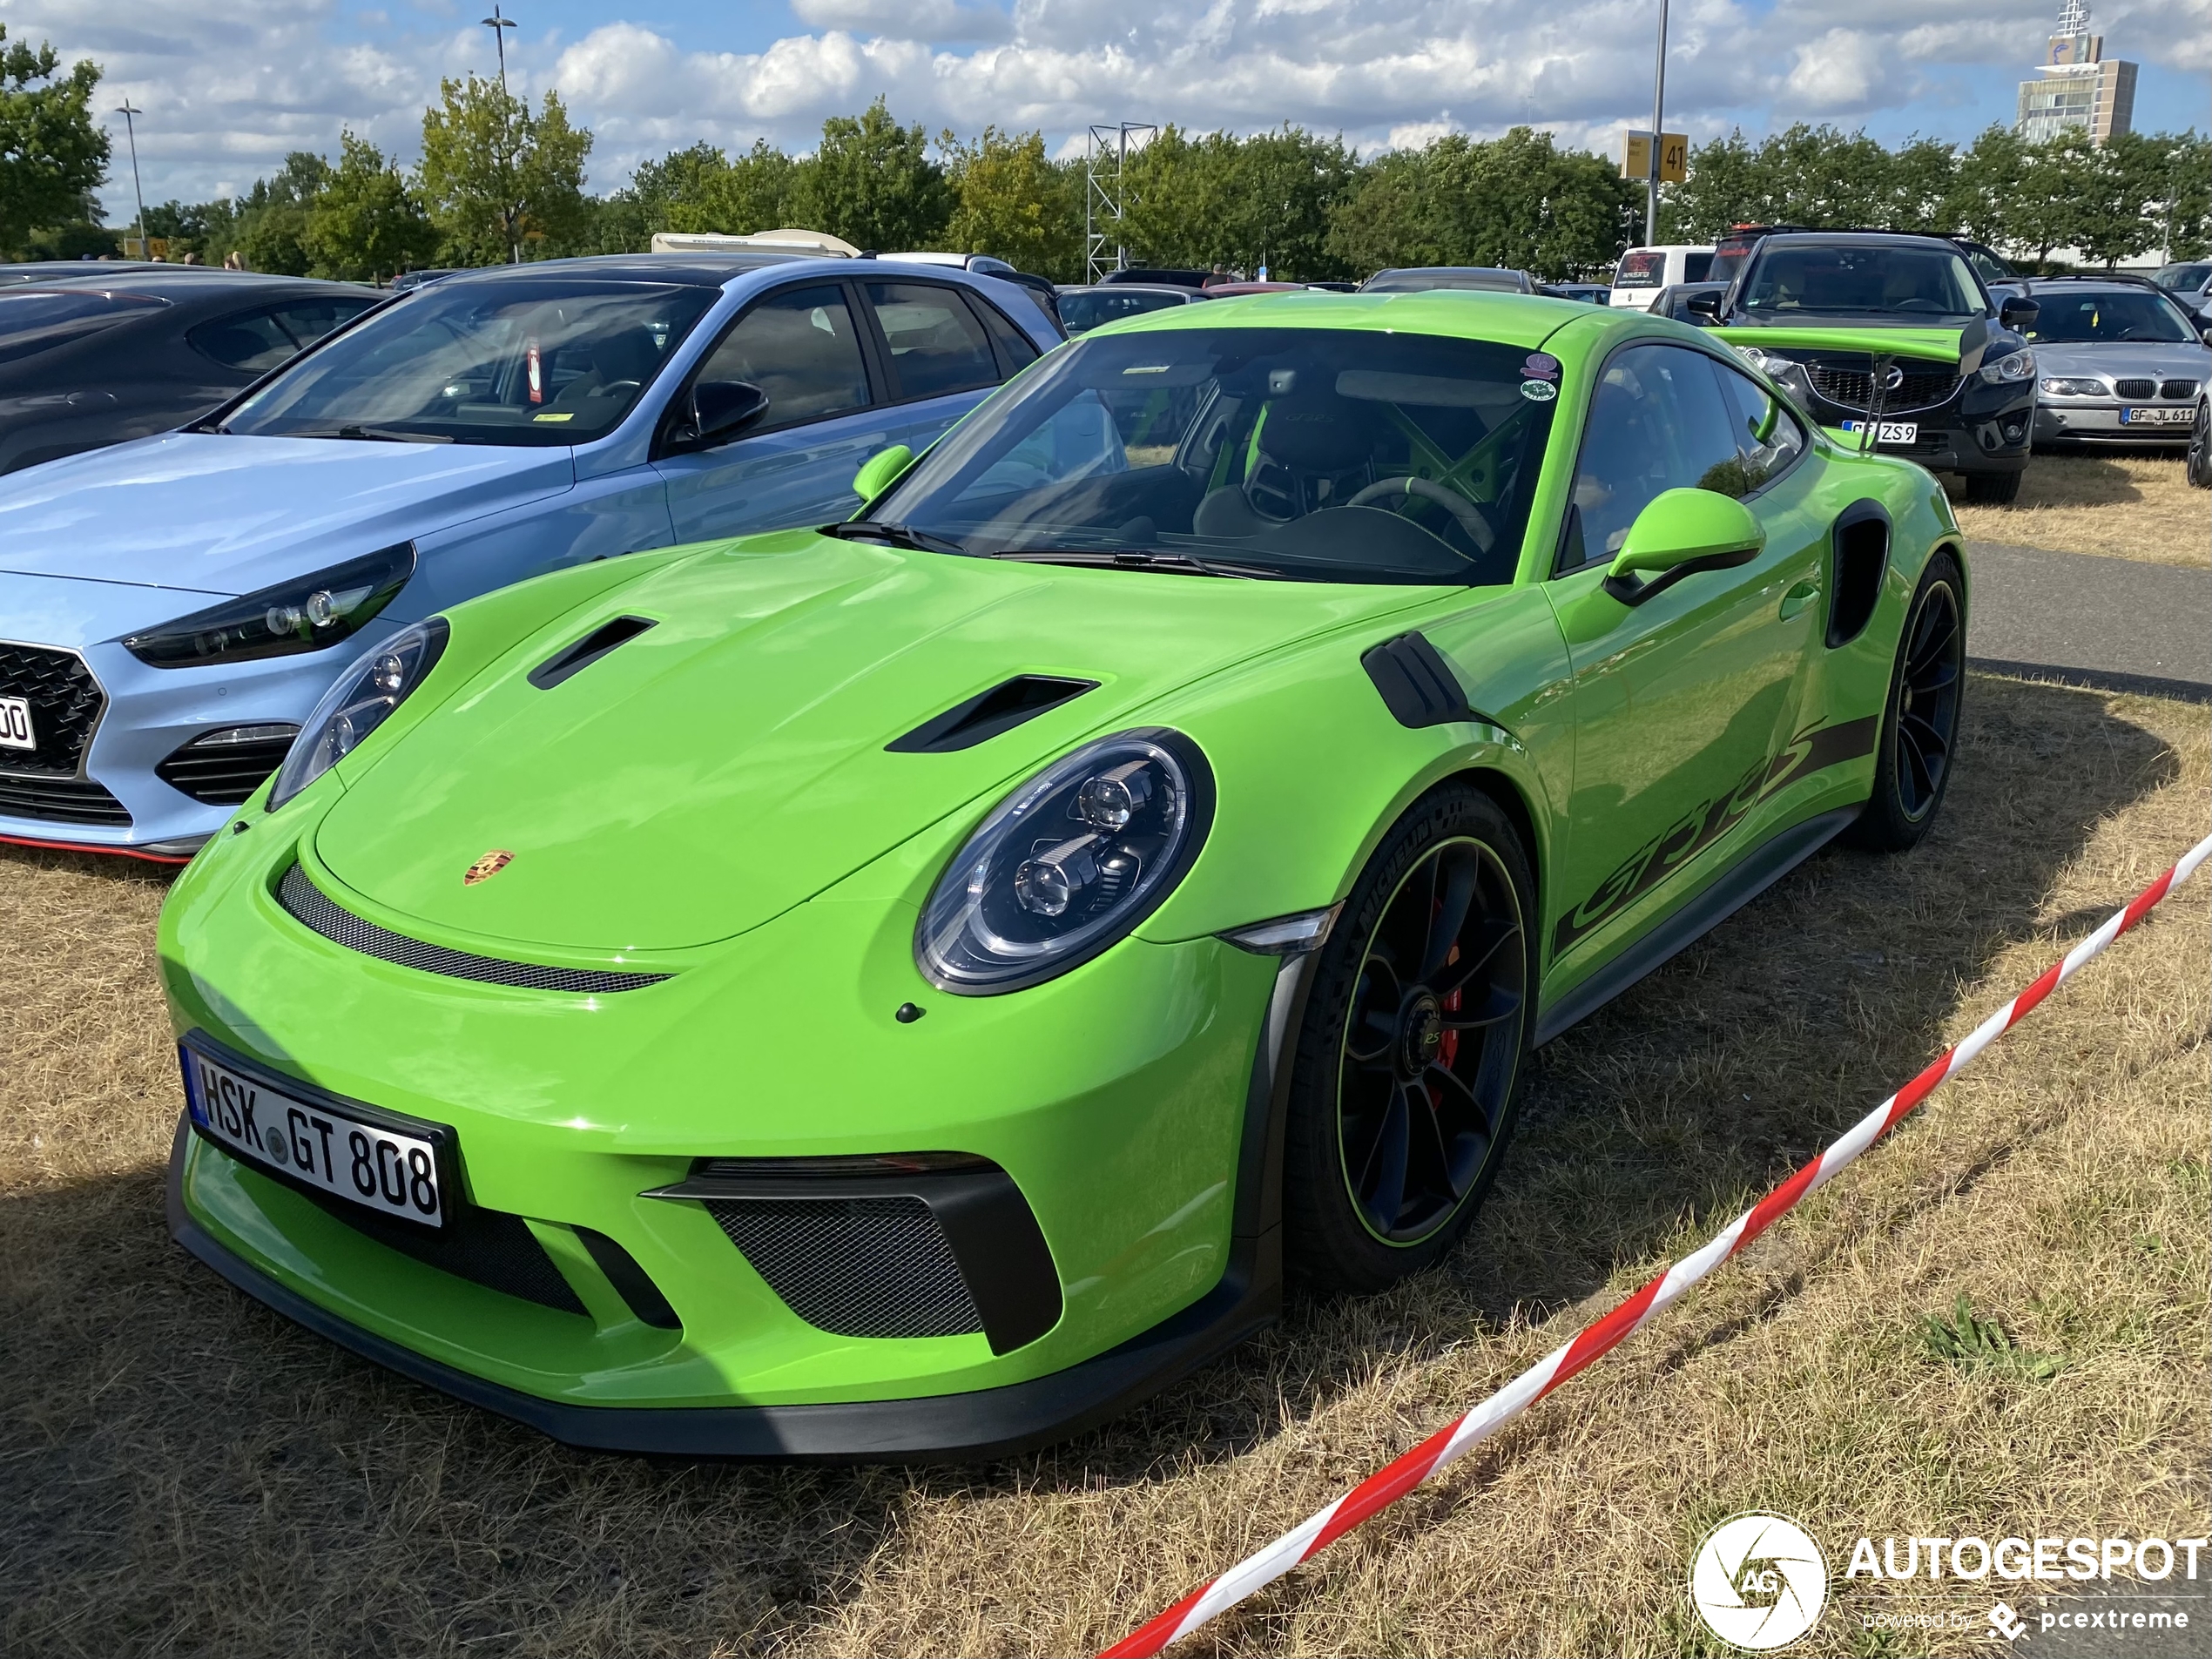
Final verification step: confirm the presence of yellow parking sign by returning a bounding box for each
[1622,130,1689,184]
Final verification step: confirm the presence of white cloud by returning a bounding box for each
[4,0,2201,219]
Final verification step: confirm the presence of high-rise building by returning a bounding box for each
[2017,0,2137,145]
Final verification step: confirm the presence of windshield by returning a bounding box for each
[219,278,719,445]
[2155,264,2210,291]
[1739,244,1986,320]
[0,289,165,365]
[2024,290,2199,344]
[867,325,1559,586]
[1614,252,1663,289]
[1057,289,1188,334]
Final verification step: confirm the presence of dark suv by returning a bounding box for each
[1696,232,2040,502]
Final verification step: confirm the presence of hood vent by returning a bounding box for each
[528,616,658,690]
[887,674,1099,753]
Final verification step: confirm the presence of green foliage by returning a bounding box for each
[0,24,111,259]
[1119,124,1361,280]
[594,138,800,253]
[1332,127,1636,280]
[304,132,438,281]
[793,98,953,252]
[941,126,1082,280]
[233,152,332,276]
[1917,1295,2064,1381]
[418,76,593,264]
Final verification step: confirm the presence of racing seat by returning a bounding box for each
[550,326,665,408]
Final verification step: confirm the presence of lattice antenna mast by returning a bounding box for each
[1085,123,1155,283]
[2054,0,2091,37]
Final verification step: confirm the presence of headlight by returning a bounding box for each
[916,731,1213,994]
[123,542,415,668]
[266,618,447,811]
[2040,376,2106,397]
[1979,348,2035,385]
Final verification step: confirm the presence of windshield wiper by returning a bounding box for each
[287,425,455,443]
[987,548,1281,580]
[819,519,970,556]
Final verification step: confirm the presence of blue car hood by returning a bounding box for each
[0,432,575,597]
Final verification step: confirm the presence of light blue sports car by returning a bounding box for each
[0,252,1058,860]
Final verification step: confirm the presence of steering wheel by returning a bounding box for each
[1348,476,1495,553]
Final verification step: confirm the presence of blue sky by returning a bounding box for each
[10,0,2201,219]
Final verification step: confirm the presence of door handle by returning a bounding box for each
[1780,580,1820,621]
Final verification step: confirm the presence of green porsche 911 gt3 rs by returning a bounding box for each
[159,290,1966,1458]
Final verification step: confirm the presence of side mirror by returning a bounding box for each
[1686,290,1723,322]
[668,380,768,453]
[1603,488,1766,606]
[1998,295,2040,332]
[852,443,913,504]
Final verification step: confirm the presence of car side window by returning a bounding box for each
[187,309,303,374]
[967,293,1041,376]
[268,299,376,349]
[1556,343,1744,571]
[1707,359,1806,496]
[690,284,870,434]
[864,280,1001,401]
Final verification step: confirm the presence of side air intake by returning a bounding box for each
[1827,501,1892,649]
[1362,631,1474,729]
[887,675,1099,753]
[529,616,658,690]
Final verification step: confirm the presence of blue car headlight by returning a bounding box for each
[123,543,415,668]
[916,731,1214,994]
[266,618,447,811]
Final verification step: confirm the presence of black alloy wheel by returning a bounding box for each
[1850,550,1966,853]
[1284,786,1534,1293]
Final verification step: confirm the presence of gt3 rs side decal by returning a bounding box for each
[1554,714,1878,953]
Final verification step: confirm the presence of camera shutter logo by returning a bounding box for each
[1689,1513,1829,1650]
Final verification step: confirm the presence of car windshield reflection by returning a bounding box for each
[868,326,1560,586]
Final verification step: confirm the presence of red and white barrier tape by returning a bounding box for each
[1103,831,2212,1658]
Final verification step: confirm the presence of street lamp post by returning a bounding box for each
[115,101,149,259]
[482,4,520,263]
[1646,0,1669,247]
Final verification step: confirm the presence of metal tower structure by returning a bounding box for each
[1085,123,1155,283]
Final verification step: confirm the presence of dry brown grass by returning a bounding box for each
[1950,451,2211,567]
[3,674,2206,1658]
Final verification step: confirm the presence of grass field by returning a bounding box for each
[3,673,2206,1657]
[1951,450,2209,568]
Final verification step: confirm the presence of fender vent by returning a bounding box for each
[1362,632,1473,729]
[1827,502,1892,649]
[529,616,657,690]
[887,674,1099,752]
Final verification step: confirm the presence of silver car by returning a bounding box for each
[2009,278,2212,448]
[2155,261,2212,324]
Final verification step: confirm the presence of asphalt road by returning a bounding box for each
[1966,540,2212,702]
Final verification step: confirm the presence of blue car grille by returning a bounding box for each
[0,642,105,778]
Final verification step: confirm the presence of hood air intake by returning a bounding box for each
[887,674,1099,753]
[529,616,658,690]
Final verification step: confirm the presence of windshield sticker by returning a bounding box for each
[1520,380,1558,401]
[532,411,574,422]
[1521,353,1561,381]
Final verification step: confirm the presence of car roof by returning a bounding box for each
[1085,287,1595,347]
[1057,283,1201,298]
[1753,232,1967,253]
[429,252,812,288]
[0,269,367,298]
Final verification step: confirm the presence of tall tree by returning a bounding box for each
[418,76,593,264]
[304,132,438,280]
[233,152,331,274]
[1940,125,2028,251]
[0,25,109,258]
[941,126,1082,278]
[794,98,952,251]
[2161,132,2212,260]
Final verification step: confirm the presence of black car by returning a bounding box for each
[0,271,380,475]
[1692,232,2040,502]
[1647,281,1729,324]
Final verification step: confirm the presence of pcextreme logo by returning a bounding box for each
[1689,1513,1830,1650]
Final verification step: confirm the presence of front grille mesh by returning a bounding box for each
[1805,361,1962,414]
[2113,378,2157,400]
[707,1196,984,1339]
[276,863,671,994]
[2160,379,2200,401]
[0,773,131,826]
[0,642,105,777]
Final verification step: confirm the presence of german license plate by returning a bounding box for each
[2120,407,2193,426]
[1840,420,1919,444]
[181,1044,444,1227]
[0,695,32,751]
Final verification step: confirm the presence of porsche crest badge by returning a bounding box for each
[463,849,514,886]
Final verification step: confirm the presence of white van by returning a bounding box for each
[1609,245,1716,310]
